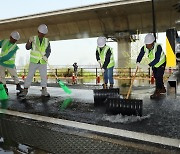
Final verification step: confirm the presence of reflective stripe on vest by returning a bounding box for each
[30,36,49,64]
[97,45,115,68]
[0,39,17,65]
[144,43,166,68]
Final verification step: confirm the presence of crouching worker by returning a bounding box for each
[136,33,166,99]
[19,24,51,97]
[0,31,23,95]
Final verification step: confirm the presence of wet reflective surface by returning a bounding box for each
[1,82,180,138]
[0,137,48,154]
[0,114,179,154]
[0,115,156,154]
[0,81,180,153]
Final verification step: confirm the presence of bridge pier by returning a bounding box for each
[117,39,131,68]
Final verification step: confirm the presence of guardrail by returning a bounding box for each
[5,67,173,81]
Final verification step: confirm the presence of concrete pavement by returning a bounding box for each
[0,83,180,153]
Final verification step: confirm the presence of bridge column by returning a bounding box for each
[117,39,131,68]
[117,39,132,92]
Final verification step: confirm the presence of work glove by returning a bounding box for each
[98,60,102,68]
[42,56,48,61]
[101,69,105,74]
[136,62,148,71]
[136,62,141,68]
[29,36,34,43]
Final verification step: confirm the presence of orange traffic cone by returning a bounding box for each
[96,74,100,84]
[22,75,25,80]
[151,73,155,85]
[72,73,76,84]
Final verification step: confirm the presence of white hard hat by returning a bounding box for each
[10,31,20,40]
[144,33,155,44]
[97,37,106,47]
[38,24,48,34]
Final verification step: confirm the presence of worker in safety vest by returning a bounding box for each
[96,36,115,89]
[0,31,23,95]
[19,24,51,97]
[136,33,166,99]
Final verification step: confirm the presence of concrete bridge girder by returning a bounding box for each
[0,0,179,67]
[0,0,178,43]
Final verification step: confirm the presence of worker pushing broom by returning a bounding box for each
[19,24,71,98]
[136,33,166,99]
[19,24,51,97]
[96,36,115,89]
[0,31,23,100]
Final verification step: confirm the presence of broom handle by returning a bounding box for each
[46,61,59,80]
[100,63,105,85]
[126,66,138,99]
[32,41,59,80]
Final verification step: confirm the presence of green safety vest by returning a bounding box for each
[30,36,49,64]
[0,39,17,65]
[97,45,115,68]
[144,43,166,68]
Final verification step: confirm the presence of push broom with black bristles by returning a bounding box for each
[106,67,143,116]
[93,68,120,106]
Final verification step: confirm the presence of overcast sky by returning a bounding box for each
[0,0,113,20]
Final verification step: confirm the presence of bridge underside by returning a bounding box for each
[0,0,179,43]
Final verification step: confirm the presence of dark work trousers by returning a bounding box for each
[152,63,166,89]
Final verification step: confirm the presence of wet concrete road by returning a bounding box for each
[0,115,157,154]
[1,84,180,151]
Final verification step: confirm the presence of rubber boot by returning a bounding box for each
[159,86,166,93]
[150,89,161,99]
[16,83,23,92]
[102,83,107,89]
[109,84,113,89]
[18,88,28,97]
[41,87,50,97]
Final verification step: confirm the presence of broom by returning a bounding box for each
[46,63,72,94]
[32,40,72,94]
[106,67,143,116]
[60,98,72,110]
[0,83,8,101]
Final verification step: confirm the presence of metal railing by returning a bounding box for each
[11,67,173,80]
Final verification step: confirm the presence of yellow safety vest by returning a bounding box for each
[0,39,17,65]
[30,36,49,64]
[97,45,115,68]
[144,43,166,68]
